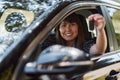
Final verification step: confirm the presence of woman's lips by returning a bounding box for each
[65,33,72,37]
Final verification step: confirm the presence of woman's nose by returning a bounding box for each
[65,24,71,31]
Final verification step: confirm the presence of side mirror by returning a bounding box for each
[24,45,94,76]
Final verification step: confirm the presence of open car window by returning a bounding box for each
[40,8,104,55]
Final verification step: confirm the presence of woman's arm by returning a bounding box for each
[88,14,107,55]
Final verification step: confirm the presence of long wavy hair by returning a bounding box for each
[55,13,85,49]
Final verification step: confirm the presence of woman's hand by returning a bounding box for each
[88,14,106,31]
[88,14,107,55]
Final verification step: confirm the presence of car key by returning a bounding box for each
[89,20,94,31]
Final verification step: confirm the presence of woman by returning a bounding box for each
[55,13,107,56]
[42,13,107,56]
[40,13,107,80]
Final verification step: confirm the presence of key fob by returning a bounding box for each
[89,20,94,31]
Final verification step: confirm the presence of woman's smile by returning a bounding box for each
[65,32,72,37]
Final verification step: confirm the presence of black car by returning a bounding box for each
[0,0,120,80]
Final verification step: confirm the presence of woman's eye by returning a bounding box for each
[62,24,66,26]
[71,23,76,26]
[61,24,66,27]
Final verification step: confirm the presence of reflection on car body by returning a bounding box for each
[0,9,34,55]
[0,0,120,80]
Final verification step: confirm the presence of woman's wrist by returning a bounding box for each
[97,26,105,32]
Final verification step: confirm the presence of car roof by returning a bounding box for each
[98,0,120,6]
[75,0,120,6]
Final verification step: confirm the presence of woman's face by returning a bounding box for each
[59,21,78,41]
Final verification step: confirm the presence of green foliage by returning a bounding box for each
[116,33,120,49]
[113,10,120,20]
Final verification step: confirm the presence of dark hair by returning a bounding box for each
[55,13,85,49]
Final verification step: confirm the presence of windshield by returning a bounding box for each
[0,0,61,56]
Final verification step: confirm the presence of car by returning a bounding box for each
[0,0,120,80]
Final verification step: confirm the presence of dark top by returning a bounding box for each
[83,37,96,53]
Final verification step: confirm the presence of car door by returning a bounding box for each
[13,1,120,80]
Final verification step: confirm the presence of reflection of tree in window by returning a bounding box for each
[0,12,27,55]
[113,10,120,20]
[5,12,27,32]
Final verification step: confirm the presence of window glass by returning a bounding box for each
[107,7,120,49]
[0,1,60,56]
[0,8,35,55]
